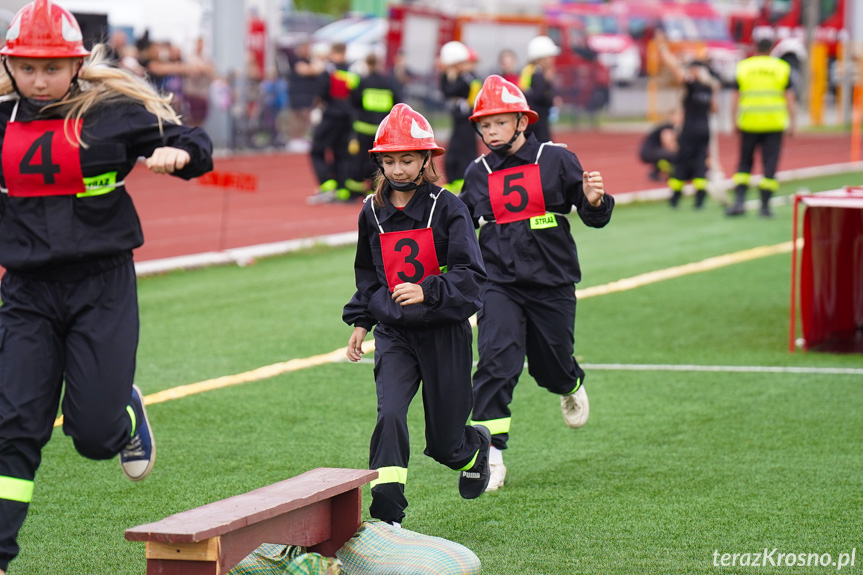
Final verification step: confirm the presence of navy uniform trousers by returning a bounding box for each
[0,255,139,567]
[369,320,481,524]
[471,282,585,451]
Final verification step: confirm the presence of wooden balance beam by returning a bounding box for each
[125,467,377,575]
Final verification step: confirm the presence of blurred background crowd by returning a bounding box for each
[0,0,859,154]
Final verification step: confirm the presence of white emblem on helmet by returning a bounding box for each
[61,14,82,43]
[501,86,525,104]
[410,118,433,140]
[6,16,20,42]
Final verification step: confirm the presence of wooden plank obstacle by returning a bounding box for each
[125,467,377,575]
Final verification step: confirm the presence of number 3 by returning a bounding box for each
[395,237,424,283]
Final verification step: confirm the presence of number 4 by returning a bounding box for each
[20,132,61,184]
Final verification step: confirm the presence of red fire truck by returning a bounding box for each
[385,4,610,111]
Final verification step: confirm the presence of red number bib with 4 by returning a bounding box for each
[380,227,440,291]
[488,163,546,224]
[2,120,85,197]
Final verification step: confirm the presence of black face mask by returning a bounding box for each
[473,113,524,153]
[373,153,430,193]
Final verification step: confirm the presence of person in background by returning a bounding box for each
[183,36,214,129]
[307,42,359,204]
[0,2,214,573]
[496,48,520,85]
[439,40,481,194]
[727,36,796,217]
[349,52,402,197]
[520,35,562,144]
[657,33,718,209]
[343,103,491,527]
[458,75,613,492]
[639,107,681,182]
[286,40,324,153]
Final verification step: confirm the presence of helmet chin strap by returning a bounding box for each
[373,152,430,193]
[473,112,524,153]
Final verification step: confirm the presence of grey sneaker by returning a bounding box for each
[561,385,590,428]
[486,461,507,492]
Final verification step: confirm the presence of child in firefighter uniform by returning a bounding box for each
[343,103,490,526]
[0,2,213,572]
[458,75,613,492]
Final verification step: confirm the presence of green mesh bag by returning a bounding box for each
[336,521,481,575]
[227,543,342,575]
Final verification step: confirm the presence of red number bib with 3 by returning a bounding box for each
[380,227,440,291]
[488,163,546,224]
[2,120,85,197]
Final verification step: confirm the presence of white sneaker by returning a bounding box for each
[560,385,589,428]
[486,462,507,492]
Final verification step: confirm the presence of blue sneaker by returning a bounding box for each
[120,385,156,481]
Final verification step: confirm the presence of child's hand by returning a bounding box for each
[583,171,605,207]
[392,283,424,306]
[146,147,191,174]
[346,326,368,362]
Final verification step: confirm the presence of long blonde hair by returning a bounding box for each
[0,44,181,146]
[371,152,441,207]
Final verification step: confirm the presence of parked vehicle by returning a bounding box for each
[310,15,387,69]
[386,4,611,111]
[545,2,641,85]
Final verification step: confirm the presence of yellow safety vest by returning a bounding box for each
[736,55,791,133]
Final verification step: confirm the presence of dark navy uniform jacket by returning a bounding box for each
[0,97,213,271]
[459,134,614,287]
[343,183,487,331]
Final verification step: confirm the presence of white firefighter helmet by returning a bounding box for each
[440,40,471,67]
[527,35,561,61]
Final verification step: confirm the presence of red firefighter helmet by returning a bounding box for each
[469,74,538,124]
[370,103,445,157]
[0,0,91,58]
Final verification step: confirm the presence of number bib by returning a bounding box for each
[2,120,85,197]
[380,227,440,291]
[488,163,546,224]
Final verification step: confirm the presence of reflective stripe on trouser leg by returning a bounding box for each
[693,177,707,190]
[370,466,407,488]
[758,177,779,191]
[668,177,684,192]
[0,477,33,503]
[470,417,510,436]
[564,378,582,395]
[732,172,750,186]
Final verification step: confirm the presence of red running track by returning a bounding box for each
[130,129,858,262]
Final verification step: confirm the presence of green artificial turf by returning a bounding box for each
[10,172,863,575]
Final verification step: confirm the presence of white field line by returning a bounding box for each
[354,358,863,376]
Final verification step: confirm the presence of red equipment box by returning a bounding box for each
[790,187,863,352]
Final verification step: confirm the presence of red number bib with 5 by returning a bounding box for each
[380,227,440,291]
[488,163,545,224]
[2,120,85,197]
